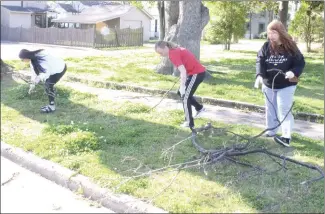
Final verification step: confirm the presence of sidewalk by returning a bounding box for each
[1,156,114,213]
[61,81,324,140]
[0,41,152,60]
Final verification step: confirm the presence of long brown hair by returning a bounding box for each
[267,20,300,56]
[155,40,179,50]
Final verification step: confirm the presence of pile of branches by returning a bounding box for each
[111,121,324,205]
[190,123,324,185]
[0,59,30,83]
[1,58,13,79]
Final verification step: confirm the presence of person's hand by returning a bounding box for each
[254,76,263,89]
[285,71,295,79]
[28,84,36,94]
[33,76,41,85]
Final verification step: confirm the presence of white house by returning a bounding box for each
[244,2,301,39]
[145,5,160,39]
[244,11,274,39]
[51,2,154,41]
[1,1,84,29]
[1,1,48,28]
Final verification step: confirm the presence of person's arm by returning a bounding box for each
[169,49,187,95]
[38,62,51,82]
[30,62,38,84]
[177,65,187,91]
[289,50,305,78]
[256,42,268,78]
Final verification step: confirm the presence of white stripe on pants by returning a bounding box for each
[183,74,197,124]
[262,84,296,138]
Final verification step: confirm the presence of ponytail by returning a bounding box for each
[155,41,179,50]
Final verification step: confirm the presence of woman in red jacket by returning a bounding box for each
[155,41,206,130]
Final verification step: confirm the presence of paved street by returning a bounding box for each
[1,157,114,213]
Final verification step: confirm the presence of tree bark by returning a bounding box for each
[279,1,289,29]
[156,1,180,75]
[165,1,179,32]
[156,1,209,75]
[158,1,165,40]
[249,12,252,39]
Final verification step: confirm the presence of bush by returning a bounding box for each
[259,31,267,39]
[204,21,223,44]
[63,131,100,154]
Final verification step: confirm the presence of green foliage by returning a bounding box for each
[259,31,267,39]
[204,2,248,48]
[289,1,324,51]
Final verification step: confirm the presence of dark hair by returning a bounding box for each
[19,49,46,74]
[155,40,179,50]
[267,20,300,56]
[19,49,44,60]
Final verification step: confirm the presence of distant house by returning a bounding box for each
[46,2,81,28]
[244,2,301,39]
[51,3,154,41]
[146,6,160,39]
[1,1,48,28]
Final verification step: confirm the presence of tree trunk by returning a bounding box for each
[156,1,180,75]
[268,10,273,24]
[156,0,209,75]
[158,1,165,40]
[165,1,179,32]
[279,1,289,29]
[306,12,312,52]
[249,12,252,39]
[176,1,210,59]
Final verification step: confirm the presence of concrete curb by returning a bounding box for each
[65,75,324,123]
[1,142,167,213]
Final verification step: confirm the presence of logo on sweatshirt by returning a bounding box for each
[266,55,288,66]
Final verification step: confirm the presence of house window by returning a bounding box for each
[258,23,265,34]
[35,15,42,27]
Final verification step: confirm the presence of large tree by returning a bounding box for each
[204,2,247,50]
[245,0,264,40]
[260,0,279,23]
[279,1,289,29]
[156,1,209,75]
[289,1,324,52]
[157,1,165,40]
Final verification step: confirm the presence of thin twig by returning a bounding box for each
[147,169,181,204]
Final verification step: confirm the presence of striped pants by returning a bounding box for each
[181,72,205,128]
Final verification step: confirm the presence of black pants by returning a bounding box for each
[179,72,205,128]
[45,64,67,105]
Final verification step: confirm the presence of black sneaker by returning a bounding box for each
[263,132,276,137]
[274,136,290,147]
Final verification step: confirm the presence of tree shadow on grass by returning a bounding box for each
[1,75,323,213]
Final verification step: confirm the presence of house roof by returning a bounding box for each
[58,3,78,13]
[52,4,133,24]
[140,8,154,20]
[80,1,120,6]
[1,5,47,13]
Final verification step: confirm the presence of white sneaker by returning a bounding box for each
[180,121,190,128]
[194,107,206,118]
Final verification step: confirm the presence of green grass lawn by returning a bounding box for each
[1,76,323,213]
[4,47,324,115]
